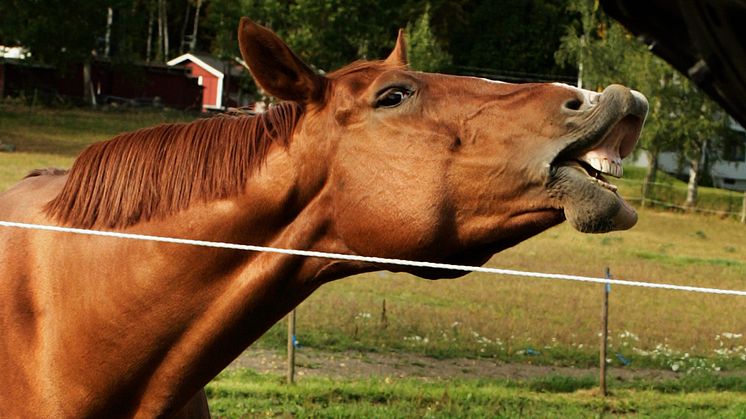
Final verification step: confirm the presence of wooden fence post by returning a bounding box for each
[380,298,388,329]
[740,191,746,224]
[287,309,296,384]
[600,268,610,397]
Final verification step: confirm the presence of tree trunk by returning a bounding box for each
[82,60,96,107]
[685,140,707,210]
[162,0,170,60]
[104,7,113,58]
[577,37,584,89]
[641,149,659,208]
[156,0,163,61]
[146,1,154,62]
[685,159,700,209]
[190,0,201,52]
[179,0,190,54]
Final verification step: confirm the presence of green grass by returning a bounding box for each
[206,369,746,418]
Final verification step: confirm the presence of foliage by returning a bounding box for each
[204,0,419,71]
[0,0,108,67]
[0,0,167,66]
[406,5,452,72]
[1,1,577,79]
[556,2,736,206]
[449,0,575,78]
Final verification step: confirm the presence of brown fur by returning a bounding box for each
[45,102,302,229]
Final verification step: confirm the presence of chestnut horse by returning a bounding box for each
[0,18,648,417]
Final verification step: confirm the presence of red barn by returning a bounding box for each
[168,53,244,111]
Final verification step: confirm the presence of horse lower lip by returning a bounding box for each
[549,165,637,232]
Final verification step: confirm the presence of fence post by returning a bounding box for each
[287,309,296,384]
[599,267,610,397]
[741,192,746,224]
[380,298,388,329]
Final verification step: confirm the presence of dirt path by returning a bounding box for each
[229,347,682,382]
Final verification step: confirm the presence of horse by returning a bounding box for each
[0,18,648,417]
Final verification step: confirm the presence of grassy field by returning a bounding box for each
[2,105,746,415]
[254,209,746,373]
[206,369,746,417]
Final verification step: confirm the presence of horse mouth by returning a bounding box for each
[548,86,648,233]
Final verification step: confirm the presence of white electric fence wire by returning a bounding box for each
[2,220,745,297]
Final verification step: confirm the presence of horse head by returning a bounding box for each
[238,18,648,278]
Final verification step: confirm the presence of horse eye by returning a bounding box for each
[375,88,412,108]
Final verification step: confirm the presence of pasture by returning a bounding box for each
[1,104,745,415]
[206,369,746,417]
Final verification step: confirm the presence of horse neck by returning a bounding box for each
[92,143,359,415]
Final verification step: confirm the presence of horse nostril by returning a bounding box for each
[563,98,583,111]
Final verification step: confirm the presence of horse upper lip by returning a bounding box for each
[549,85,648,179]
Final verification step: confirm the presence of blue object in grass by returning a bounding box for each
[615,353,631,366]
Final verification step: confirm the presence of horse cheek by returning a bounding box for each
[330,177,443,258]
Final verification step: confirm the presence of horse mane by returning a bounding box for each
[45,102,303,229]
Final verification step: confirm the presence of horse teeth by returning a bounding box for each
[588,157,603,173]
[586,157,624,178]
[601,159,611,175]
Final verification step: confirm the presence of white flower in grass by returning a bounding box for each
[671,362,680,372]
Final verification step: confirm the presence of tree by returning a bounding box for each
[0,0,169,104]
[450,0,575,78]
[202,0,424,100]
[406,5,451,72]
[658,75,732,209]
[554,0,598,88]
[0,0,115,104]
[556,5,734,208]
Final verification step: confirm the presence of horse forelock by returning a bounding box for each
[45,102,303,229]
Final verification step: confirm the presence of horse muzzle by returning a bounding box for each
[546,84,649,233]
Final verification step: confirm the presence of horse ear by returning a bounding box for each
[383,29,408,67]
[238,17,327,104]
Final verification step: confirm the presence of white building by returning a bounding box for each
[654,119,746,191]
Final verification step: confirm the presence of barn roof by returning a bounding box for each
[167,53,225,79]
